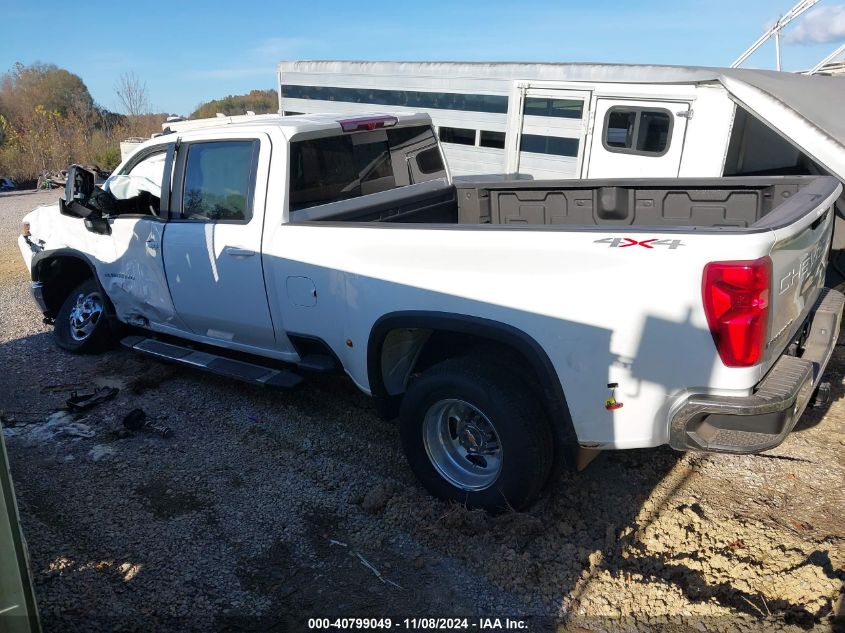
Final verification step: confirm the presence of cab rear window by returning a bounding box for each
[289,125,441,212]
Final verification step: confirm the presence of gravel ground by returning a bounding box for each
[1,189,843,632]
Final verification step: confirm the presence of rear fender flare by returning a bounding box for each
[367,311,574,438]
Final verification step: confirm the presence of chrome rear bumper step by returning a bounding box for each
[669,287,844,453]
[121,335,303,390]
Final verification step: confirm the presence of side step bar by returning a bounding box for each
[121,335,304,389]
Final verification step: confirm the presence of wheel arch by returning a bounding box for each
[367,311,577,448]
[30,248,101,318]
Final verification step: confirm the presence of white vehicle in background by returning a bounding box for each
[18,111,844,510]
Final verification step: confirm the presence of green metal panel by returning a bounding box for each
[0,422,40,633]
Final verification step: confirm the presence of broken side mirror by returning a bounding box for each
[59,165,96,218]
[59,165,111,235]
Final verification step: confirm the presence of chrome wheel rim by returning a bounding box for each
[422,399,503,491]
[68,291,104,342]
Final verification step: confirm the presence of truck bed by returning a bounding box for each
[297,176,836,231]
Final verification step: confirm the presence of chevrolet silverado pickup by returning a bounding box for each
[18,111,844,510]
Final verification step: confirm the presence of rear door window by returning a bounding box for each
[289,125,440,212]
[180,141,259,222]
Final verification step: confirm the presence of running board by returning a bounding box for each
[120,335,304,389]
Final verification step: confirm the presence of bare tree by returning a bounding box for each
[115,71,149,117]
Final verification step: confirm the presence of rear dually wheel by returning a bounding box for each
[399,355,554,511]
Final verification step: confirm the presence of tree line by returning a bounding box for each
[0,63,170,182]
[189,89,277,119]
[0,63,279,183]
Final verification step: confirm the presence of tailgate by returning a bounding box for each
[762,178,842,370]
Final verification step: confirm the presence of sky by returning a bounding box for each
[2,0,844,116]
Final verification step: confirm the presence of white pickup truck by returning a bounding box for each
[18,111,844,510]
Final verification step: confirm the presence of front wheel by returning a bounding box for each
[399,355,554,511]
[54,278,115,353]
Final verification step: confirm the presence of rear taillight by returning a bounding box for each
[702,257,771,367]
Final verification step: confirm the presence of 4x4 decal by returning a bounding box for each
[594,237,685,249]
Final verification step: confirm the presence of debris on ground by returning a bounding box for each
[122,408,174,438]
[66,386,119,412]
[353,551,403,590]
[3,410,95,445]
[360,482,394,513]
[88,444,116,462]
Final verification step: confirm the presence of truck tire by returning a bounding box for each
[399,355,554,511]
[54,278,115,354]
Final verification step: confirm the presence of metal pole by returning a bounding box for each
[775,30,782,70]
[731,0,820,68]
[731,29,777,68]
[806,41,845,74]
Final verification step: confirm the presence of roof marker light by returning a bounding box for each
[338,115,398,133]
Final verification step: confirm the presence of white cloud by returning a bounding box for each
[785,4,845,44]
[190,67,275,80]
[184,37,324,81]
[248,37,322,60]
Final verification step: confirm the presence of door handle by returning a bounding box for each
[225,247,255,258]
[145,238,159,250]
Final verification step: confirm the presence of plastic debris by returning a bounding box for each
[122,408,173,438]
[89,444,117,461]
[66,387,119,412]
[4,411,94,444]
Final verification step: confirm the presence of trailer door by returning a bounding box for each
[508,88,591,179]
[587,99,690,178]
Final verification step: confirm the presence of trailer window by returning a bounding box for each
[282,84,508,114]
[289,125,440,212]
[523,97,583,119]
[519,134,579,157]
[606,111,636,148]
[479,131,506,149]
[439,127,475,146]
[603,107,672,156]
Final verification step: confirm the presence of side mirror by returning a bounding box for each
[59,165,97,219]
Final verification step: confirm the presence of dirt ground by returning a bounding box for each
[1,190,843,632]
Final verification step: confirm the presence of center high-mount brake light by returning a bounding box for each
[702,257,771,368]
[338,115,398,132]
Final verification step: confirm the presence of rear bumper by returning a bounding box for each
[669,287,844,453]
